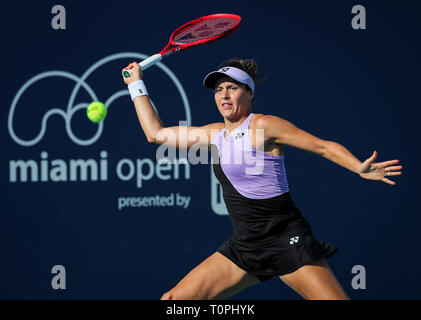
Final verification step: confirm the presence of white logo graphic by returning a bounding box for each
[351,265,366,290]
[8,52,191,146]
[8,53,228,216]
[289,236,300,245]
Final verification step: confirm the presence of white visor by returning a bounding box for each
[203,66,255,93]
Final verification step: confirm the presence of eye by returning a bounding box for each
[230,86,238,91]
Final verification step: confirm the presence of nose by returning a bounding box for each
[222,89,230,99]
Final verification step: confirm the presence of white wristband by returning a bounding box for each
[128,80,148,100]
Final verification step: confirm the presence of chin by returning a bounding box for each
[220,106,234,113]
[220,109,234,118]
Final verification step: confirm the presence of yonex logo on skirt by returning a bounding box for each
[289,236,300,245]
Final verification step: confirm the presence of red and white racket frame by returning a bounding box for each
[123,13,241,78]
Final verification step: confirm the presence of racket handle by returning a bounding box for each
[123,54,163,78]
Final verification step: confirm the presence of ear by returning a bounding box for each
[248,90,254,101]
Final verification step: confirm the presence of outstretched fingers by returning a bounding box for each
[378,159,400,168]
[383,162,403,185]
[382,177,397,186]
[384,169,403,176]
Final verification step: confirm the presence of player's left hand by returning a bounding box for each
[358,151,403,185]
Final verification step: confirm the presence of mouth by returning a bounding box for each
[222,103,232,109]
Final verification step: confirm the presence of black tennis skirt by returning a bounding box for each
[217,192,338,282]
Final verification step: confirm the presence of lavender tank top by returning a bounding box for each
[211,113,289,199]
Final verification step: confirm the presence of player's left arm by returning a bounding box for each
[256,115,403,185]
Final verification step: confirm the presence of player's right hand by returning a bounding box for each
[122,62,143,85]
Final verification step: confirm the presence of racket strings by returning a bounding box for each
[174,18,239,44]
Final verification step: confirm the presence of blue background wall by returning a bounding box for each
[1,0,419,299]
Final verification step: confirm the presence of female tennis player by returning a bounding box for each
[122,58,402,300]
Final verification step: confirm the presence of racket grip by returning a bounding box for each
[123,54,163,78]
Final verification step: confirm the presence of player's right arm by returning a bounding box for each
[122,62,224,149]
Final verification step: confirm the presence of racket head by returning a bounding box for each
[160,13,241,55]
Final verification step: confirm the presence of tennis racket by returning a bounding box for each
[123,13,241,78]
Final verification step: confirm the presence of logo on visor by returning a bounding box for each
[221,67,230,72]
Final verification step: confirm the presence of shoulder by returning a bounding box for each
[201,122,225,130]
[251,113,289,130]
[250,113,297,141]
[201,122,225,137]
[200,122,225,143]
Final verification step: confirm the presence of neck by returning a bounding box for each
[224,111,251,129]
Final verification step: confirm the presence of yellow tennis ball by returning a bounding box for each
[87,101,107,123]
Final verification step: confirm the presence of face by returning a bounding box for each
[214,76,254,121]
